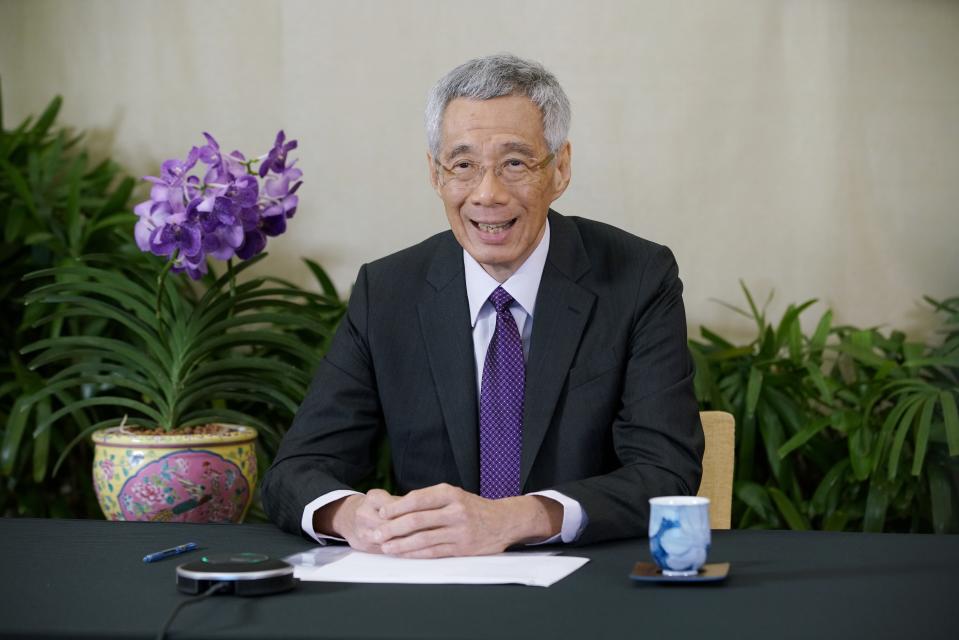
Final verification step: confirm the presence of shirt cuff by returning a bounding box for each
[301,489,362,544]
[526,489,588,544]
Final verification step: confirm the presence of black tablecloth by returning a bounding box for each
[1,517,957,639]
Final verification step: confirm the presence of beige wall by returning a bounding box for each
[2,0,957,340]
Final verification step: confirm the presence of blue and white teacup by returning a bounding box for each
[648,496,711,576]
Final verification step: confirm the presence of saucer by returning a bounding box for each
[629,562,730,583]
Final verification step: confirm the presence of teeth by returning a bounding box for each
[477,221,511,233]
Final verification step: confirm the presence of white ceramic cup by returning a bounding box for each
[648,496,711,576]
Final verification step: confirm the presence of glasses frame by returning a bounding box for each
[435,152,556,190]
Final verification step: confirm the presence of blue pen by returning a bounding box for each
[143,542,199,563]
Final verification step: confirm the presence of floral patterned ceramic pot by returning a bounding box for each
[91,425,257,523]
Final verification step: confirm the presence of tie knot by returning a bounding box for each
[488,286,514,313]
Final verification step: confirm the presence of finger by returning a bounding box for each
[351,541,384,554]
[393,543,460,559]
[380,528,450,555]
[380,484,456,519]
[365,489,397,506]
[375,507,453,544]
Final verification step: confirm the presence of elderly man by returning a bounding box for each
[261,54,703,557]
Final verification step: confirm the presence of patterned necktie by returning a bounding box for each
[479,286,525,499]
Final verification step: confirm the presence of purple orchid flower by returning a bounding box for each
[236,227,267,260]
[171,249,208,280]
[133,130,301,274]
[149,214,202,258]
[258,130,298,178]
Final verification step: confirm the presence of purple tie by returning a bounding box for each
[479,286,524,499]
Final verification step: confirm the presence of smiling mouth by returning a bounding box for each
[472,218,517,234]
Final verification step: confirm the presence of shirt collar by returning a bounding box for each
[464,220,550,327]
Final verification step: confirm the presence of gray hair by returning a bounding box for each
[425,53,571,157]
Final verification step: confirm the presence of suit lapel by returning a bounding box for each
[417,234,480,493]
[521,212,595,489]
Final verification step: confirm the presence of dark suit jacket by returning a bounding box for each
[261,210,704,544]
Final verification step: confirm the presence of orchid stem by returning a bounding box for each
[227,258,236,316]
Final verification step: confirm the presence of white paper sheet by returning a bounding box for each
[285,547,589,587]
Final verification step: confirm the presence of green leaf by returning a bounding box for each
[764,386,803,435]
[28,94,62,141]
[862,478,890,532]
[767,486,809,530]
[774,299,816,354]
[23,231,55,246]
[0,395,32,475]
[835,340,888,370]
[811,459,850,514]
[778,414,832,458]
[871,395,922,473]
[183,357,312,389]
[25,371,167,416]
[823,510,850,531]
[903,356,959,369]
[4,205,24,242]
[88,212,134,234]
[66,154,84,252]
[804,361,833,404]
[735,481,777,525]
[758,325,777,359]
[888,399,923,480]
[927,460,955,534]
[24,265,156,313]
[810,309,833,352]
[174,381,300,418]
[690,345,710,403]
[788,315,803,362]
[739,280,766,336]
[23,335,168,386]
[848,420,873,482]
[0,156,38,215]
[745,366,763,419]
[738,413,757,483]
[35,396,164,433]
[709,299,753,321]
[192,312,323,346]
[910,396,937,476]
[30,294,168,360]
[304,258,339,298]
[179,331,314,374]
[31,398,52,482]
[758,401,786,483]
[699,326,734,349]
[941,391,959,456]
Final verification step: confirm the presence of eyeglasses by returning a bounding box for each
[435,153,555,189]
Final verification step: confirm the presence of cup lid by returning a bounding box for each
[649,496,710,506]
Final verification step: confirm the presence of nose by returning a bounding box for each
[469,165,510,207]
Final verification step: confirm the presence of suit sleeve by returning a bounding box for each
[260,264,384,537]
[553,246,705,544]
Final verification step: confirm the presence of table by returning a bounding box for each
[1,517,957,639]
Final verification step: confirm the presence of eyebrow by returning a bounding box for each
[444,144,475,162]
[443,141,540,163]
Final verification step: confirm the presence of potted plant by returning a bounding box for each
[0,89,139,518]
[18,131,343,523]
[690,283,959,533]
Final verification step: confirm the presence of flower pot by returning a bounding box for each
[91,424,257,523]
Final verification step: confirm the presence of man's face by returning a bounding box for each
[428,95,571,282]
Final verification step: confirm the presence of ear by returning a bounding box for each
[427,152,441,195]
[549,140,572,202]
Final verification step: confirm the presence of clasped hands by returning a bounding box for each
[318,484,562,558]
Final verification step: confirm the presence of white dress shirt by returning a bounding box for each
[301,220,586,545]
